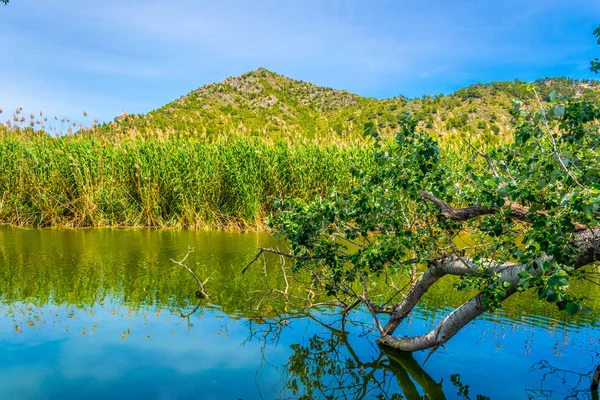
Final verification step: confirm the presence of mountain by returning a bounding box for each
[99,68,600,144]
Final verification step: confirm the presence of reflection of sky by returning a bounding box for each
[420,313,599,399]
[0,301,290,399]
[1,299,598,399]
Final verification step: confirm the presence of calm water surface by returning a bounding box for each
[0,227,598,399]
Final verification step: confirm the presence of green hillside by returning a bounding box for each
[97,68,600,146]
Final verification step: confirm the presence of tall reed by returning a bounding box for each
[0,132,374,229]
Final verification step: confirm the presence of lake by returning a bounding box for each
[0,226,598,399]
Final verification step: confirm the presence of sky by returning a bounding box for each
[0,0,599,124]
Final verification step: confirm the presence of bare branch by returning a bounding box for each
[242,248,266,274]
[361,274,385,335]
[419,191,588,231]
[171,248,210,299]
[532,87,586,189]
[419,191,452,213]
[242,247,317,274]
[342,299,361,317]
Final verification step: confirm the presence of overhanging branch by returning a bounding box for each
[419,191,588,231]
[380,227,600,351]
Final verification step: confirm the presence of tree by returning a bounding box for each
[247,25,600,354]
[592,26,600,74]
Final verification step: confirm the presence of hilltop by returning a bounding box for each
[97,68,600,143]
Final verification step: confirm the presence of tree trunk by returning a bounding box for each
[383,263,448,335]
[592,364,600,391]
[379,228,600,352]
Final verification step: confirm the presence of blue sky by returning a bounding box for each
[1,0,599,123]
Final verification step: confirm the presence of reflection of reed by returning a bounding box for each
[0,227,598,332]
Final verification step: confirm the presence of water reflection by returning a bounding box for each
[527,359,600,399]
[250,311,598,399]
[246,309,494,400]
[0,227,598,399]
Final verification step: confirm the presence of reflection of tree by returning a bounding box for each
[285,331,393,399]
[527,358,600,400]
[447,374,491,400]
[246,312,491,400]
[283,330,496,400]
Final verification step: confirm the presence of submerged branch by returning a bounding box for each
[171,248,211,299]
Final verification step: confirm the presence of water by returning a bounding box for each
[0,227,598,399]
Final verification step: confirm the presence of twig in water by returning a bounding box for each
[242,247,317,274]
[171,248,211,299]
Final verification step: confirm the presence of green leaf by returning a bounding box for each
[484,179,496,188]
[581,306,592,315]
[518,270,530,278]
[566,302,580,316]
[553,106,565,117]
[558,278,569,286]
[547,276,560,287]
[555,269,569,278]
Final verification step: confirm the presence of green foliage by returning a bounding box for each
[264,27,600,319]
[0,134,373,229]
[268,84,600,316]
[462,89,600,313]
[592,25,600,74]
[269,116,455,295]
[0,32,599,325]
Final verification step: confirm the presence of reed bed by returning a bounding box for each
[0,132,374,229]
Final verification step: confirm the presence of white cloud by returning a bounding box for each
[0,0,598,120]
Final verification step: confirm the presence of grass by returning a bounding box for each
[0,131,374,230]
